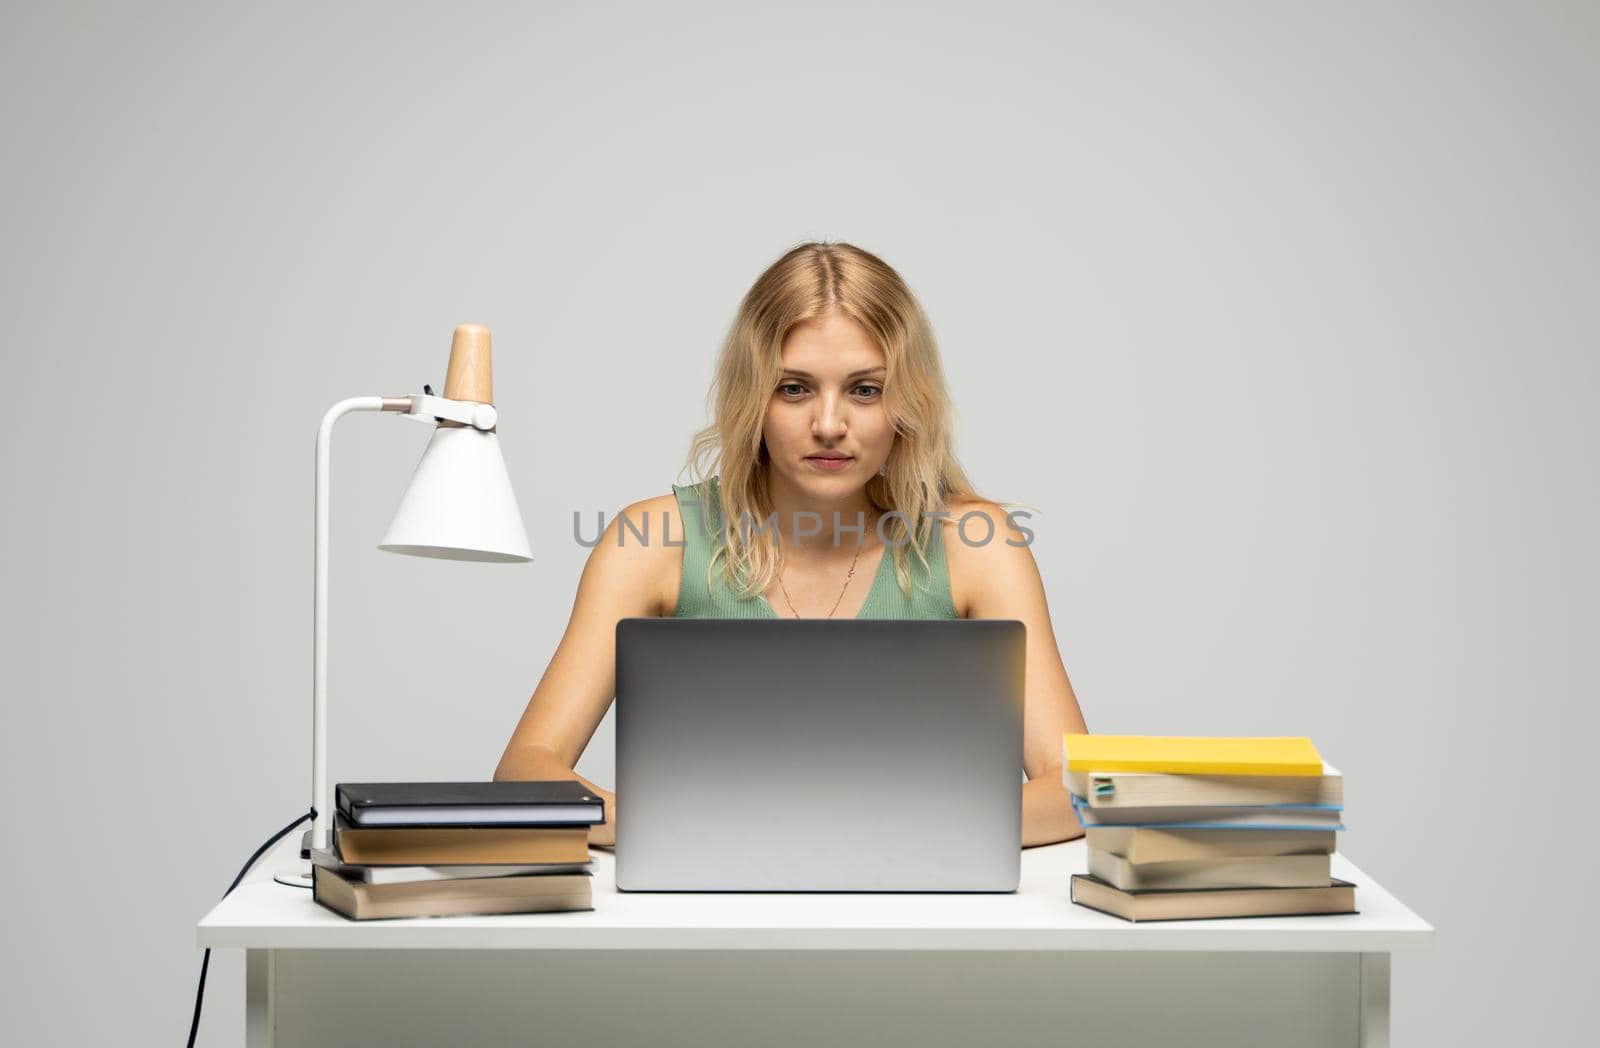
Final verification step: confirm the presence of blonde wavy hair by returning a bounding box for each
[681,240,1013,603]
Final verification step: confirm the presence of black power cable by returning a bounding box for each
[186,808,315,1047]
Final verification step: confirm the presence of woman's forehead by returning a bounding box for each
[780,315,885,374]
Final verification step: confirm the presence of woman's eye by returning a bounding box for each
[777,383,880,398]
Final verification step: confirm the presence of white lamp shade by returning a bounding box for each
[379,425,532,562]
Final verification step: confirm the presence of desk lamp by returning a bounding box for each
[274,323,532,888]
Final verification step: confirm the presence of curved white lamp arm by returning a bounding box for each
[309,393,502,853]
[313,398,390,851]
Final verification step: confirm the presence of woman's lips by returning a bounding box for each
[805,456,853,472]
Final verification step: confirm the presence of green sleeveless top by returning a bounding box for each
[670,476,959,619]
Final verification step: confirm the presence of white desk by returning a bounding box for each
[198,834,1433,1048]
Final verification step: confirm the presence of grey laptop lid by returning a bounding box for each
[614,618,1025,892]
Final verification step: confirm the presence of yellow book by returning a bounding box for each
[1061,734,1323,776]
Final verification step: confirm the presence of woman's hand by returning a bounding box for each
[496,744,618,849]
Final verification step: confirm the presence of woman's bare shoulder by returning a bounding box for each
[938,497,1037,618]
[939,497,1019,542]
[613,491,683,535]
[605,491,687,617]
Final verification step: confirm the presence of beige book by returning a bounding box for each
[1071,874,1356,923]
[1068,763,1342,809]
[1074,804,1341,829]
[334,813,591,866]
[1087,826,1337,863]
[313,865,593,920]
[1088,847,1332,890]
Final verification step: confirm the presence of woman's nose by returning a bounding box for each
[812,394,848,437]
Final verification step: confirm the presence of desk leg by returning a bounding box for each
[1359,952,1391,1048]
[246,949,275,1048]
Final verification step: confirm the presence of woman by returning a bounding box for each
[494,241,1088,848]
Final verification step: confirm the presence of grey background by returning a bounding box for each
[2,1,1594,1044]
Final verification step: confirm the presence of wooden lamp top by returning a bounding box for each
[440,323,493,427]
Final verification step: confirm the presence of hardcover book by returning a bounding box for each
[1062,735,1324,776]
[1085,827,1337,863]
[313,863,594,920]
[336,780,605,827]
[333,812,593,866]
[1087,848,1332,890]
[1069,795,1344,831]
[1067,764,1342,809]
[1070,874,1357,923]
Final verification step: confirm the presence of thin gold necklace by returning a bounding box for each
[776,542,863,618]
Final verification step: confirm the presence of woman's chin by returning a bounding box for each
[793,469,862,491]
[768,459,870,494]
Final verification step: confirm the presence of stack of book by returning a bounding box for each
[311,780,605,920]
[1062,734,1355,922]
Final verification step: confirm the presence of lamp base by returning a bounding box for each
[273,862,314,889]
[271,831,315,886]
[275,836,343,888]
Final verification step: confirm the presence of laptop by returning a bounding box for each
[614,618,1026,892]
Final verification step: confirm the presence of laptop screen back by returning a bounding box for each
[614,618,1025,891]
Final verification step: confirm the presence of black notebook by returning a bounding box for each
[335,780,606,828]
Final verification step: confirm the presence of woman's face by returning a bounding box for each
[762,311,894,494]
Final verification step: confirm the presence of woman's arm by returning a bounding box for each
[493,495,677,848]
[947,502,1089,848]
